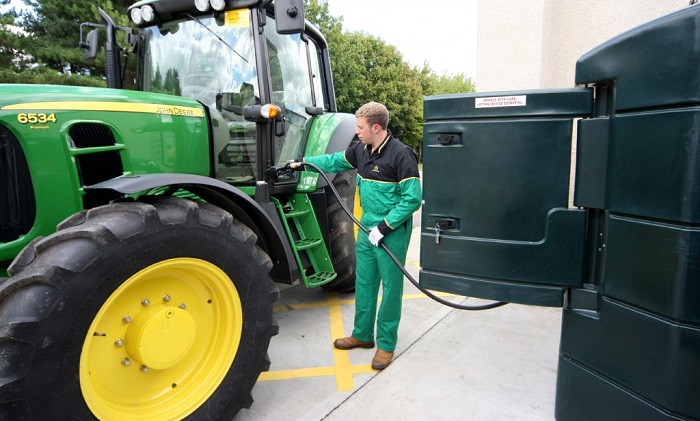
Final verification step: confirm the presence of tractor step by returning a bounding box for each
[274,194,337,288]
[305,271,337,288]
[294,238,324,250]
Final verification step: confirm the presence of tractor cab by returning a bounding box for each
[126,0,331,189]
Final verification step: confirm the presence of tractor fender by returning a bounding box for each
[323,113,357,154]
[305,112,357,188]
[84,173,298,283]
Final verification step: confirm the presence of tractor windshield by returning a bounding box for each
[136,12,258,107]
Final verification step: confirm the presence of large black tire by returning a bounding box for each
[0,196,279,420]
[322,170,357,293]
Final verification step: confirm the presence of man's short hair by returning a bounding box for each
[356,102,389,130]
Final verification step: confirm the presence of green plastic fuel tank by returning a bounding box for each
[420,5,700,420]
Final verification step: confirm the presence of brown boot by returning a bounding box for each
[333,336,375,350]
[371,349,394,370]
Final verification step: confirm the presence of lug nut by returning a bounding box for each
[141,299,150,307]
[115,339,124,347]
[163,295,171,302]
[122,358,131,367]
[123,316,132,323]
[178,303,186,310]
[140,366,149,373]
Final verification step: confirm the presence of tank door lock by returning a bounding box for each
[432,218,458,245]
[434,133,462,145]
[435,218,457,230]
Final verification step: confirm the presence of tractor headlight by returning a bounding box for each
[194,0,210,12]
[141,5,155,23]
[210,0,226,11]
[130,8,143,25]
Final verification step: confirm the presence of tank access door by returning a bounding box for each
[419,89,592,307]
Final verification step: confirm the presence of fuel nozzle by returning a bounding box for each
[265,165,293,183]
[265,160,304,183]
[284,159,304,171]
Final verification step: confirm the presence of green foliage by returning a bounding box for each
[0,66,106,86]
[425,69,477,96]
[0,0,131,80]
[0,6,32,72]
[304,0,343,41]
[331,31,423,147]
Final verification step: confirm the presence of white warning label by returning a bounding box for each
[474,95,527,108]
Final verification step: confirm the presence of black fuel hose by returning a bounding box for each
[292,161,507,311]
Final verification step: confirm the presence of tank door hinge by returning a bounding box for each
[565,285,601,318]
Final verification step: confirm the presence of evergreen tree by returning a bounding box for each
[0,2,32,72]
[152,64,163,91]
[163,68,181,96]
[0,0,131,84]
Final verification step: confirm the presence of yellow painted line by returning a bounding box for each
[349,364,375,374]
[273,297,356,311]
[2,101,205,118]
[328,292,356,391]
[261,290,459,390]
[406,259,421,269]
[258,366,334,381]
[258,364,374,382]
[273,291,455,312]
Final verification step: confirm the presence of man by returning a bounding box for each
[292,102,422,370]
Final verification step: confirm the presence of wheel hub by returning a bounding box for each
[125,306,196,370]
[80,256,244,420]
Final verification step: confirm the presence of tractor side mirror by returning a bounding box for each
[274,0,305,34]
[80,28,100,62]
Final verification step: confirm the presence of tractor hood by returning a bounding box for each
[0,84,207,118]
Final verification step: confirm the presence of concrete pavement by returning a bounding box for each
[237,214,561,421]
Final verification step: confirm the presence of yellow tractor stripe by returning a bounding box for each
[2,101,205,118]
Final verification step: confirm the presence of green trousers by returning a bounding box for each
[352,221,412,353]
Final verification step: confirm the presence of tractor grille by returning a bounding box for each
[0,125,35,243]
[69,123,119,148]
[68,123,123,208]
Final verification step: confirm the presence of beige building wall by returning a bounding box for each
[475,0,689,92]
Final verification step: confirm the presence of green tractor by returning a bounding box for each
[0,0,358,418]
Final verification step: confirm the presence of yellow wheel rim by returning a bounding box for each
[80,258,242,420]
